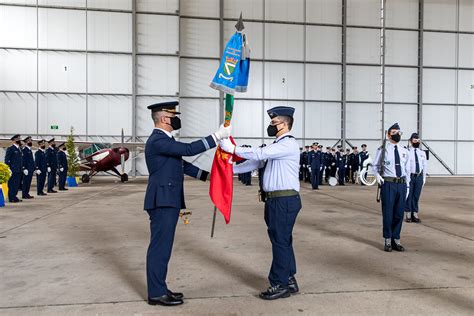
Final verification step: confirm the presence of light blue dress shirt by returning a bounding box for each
[407,147,428,178]
[372,142,411,187]
[233,133,300,192]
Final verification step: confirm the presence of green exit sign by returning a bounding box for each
[50,125,59,130]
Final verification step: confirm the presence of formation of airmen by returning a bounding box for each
[4,135,69,203]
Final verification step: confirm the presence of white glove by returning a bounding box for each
[308,166,312,172]
[406,188,410,199]
[219,138,236,154]
[23,169,28,176]
[423,177,426,186]
[47,167,51,172]
[60,167,64,172]
[344,165,347,168]
[376,174,384,185]
[36,170,42,175]
[331,163,335,166]
[213,124,232,141]
[320,166,323,171]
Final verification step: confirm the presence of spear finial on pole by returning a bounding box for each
[235,12,245,31]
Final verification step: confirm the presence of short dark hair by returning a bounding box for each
[279,115,293,130]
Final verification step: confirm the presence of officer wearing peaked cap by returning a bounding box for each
[144,101,232,307]
[57,142,68,191]
[372,123,412,252]
[45,138,58,193]
[220,106,302,301]
[21,136,35,199]
[405,133,428,223]
[4,134,24,202]
[35,140,48,196]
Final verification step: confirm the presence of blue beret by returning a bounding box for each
[388,123,400,131]
[267,106,295,119]
[410,132,419,140]
[147,101,180,114]
[10,134,20,140]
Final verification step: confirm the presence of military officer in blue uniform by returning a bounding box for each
[359,144,370,185]
[336,145,345,185]
[308,142,322,190]
[405,133,428,223]
[57,143,68,191]
[45,138,58,193]
[4,134,24,203]
[35,140,48,196]
[348,146,360,184]
[21,136,35,199]
[317,145,324,185]
[144,101,231,307]
[372,123,411,252]
[220,106,302,301]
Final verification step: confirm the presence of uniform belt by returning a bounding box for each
[383,177,406,184]
[411,173,422,177]
[264,189,299,199]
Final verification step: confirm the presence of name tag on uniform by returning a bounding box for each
[384,160,391,166]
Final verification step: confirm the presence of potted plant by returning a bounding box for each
[66,127,80,187]
[0,162,11,207]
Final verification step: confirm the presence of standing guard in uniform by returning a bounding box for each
[4,134,24,203]
[308,143,322,190]
[21,136,35,199]
[336,146,345,185]
[359,144,369,185]
[57,143,69,191]
[220,106,302,301]
[144,101,231,307]
[35,140,48,196]
[344,148,351,183]
[405,133,428,223]
[348,146,360,184]
[372,123,411,252]
[45,138,58,193]
[301,146,310,183]
[317,145,324,185]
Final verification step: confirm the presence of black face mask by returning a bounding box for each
[15,140,21,145]
[167,116,181,130]
[40,145,46,150]
[267,123,282,137]
[390,134,401,143]
[51,144,56,148]
[27,142,33,147]
[412,142,420,148]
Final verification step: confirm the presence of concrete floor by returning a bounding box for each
[0,177,473,315]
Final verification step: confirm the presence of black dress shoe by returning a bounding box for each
[38,192,47,196]
[411,216,420,223]
[405,217,412,223]
[259,285,290,300]
[391,241,405,252]
[148,294,183,306]
[59,188,68,191]
[167,290,183,299]
[288,276,299,294]
[23,196,34,199]
[384,244,392,252]
[47,190,58,193]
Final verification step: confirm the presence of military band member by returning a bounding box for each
[373,123,411,252]
[35,140,48,196]
[21,136,35,199]
[220,106,301,300]
[45,138,58,193]
[144,101,231,306]
[405,133,428,223]
[57,143,68,191]
[4,134,24,203]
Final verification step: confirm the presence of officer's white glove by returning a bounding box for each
[423,177,426,186]
[219,138,236,154]
[213,124,232,141]
[308,166,312,172]
[406,188,410,199]
[376,174,384,185]
[344,165,347,168]
[47,167,51,172]
[331,163,335,166]
[320,166,323,171]
[60,167,64,172]
[36,170,41,175]
[23,169,28,176]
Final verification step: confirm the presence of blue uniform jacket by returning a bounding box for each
[144,129,216,211]
[308,151,322,168]
[57,151,68,171]
[45,147,58,169]
[35,150,47,172]
[5,145,23,173]
[22,147,35,172]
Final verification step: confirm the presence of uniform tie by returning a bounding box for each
[394,145,402,177]
[414,149,420,173]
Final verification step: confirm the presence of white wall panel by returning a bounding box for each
[137,56,179,96]
[38,8,86,50]
[87,96,131,136]
[87,0,131,10]
[346,28,379,64]
[459,34,474,68]
[383,104,418,135]
[423,69,456,104]
[385,30,418,66]
[422,141,454,175]
[304,102,341,139]
[265,0,304,22]
[38,94,86,135]
[457,142,474,174]
[88,54,132,94]
[347,0,379,27]
[180,0,219,18]
[231,100,263,138]
[306,26,341,63]
[180,59,219,97]
[264,101,303,138]
[305,64,341,101]
[346,66,379,102]
[224,21,263,59]
[0,49,37,91]
[0,5,36,48]
[457,106,474,140]
[265,24,304,61]
[179,99,219,137]
[384,67,418,103]
[137,14,178,54]
[424,0,457,31]
[264,62,304,100]
[306,0,341,24]
[346,103,381,139]
[137,0,178,13]
[224,0,263,20]
[423,32,456,67]
[234,61,263,99]
[458,71,474,105]
[38,0,85,7]
[136,96,177,136]
[38,51,86,93]
[0,93,37,134]
[459,0,474,32]
[385,0,418,29]
[3,0,42,4]
[422,105,456,140]
[180,18,219,58]
[87,11,132,52]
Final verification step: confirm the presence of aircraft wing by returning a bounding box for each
[0,138,145,152]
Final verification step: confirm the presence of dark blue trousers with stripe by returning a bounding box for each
[381,182,407,239]
[406,174,424,213]
[264,195,301,287]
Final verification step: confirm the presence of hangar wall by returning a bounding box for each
[0,0,473,175]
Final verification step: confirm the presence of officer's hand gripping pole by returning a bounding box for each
[376,130,387,203]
